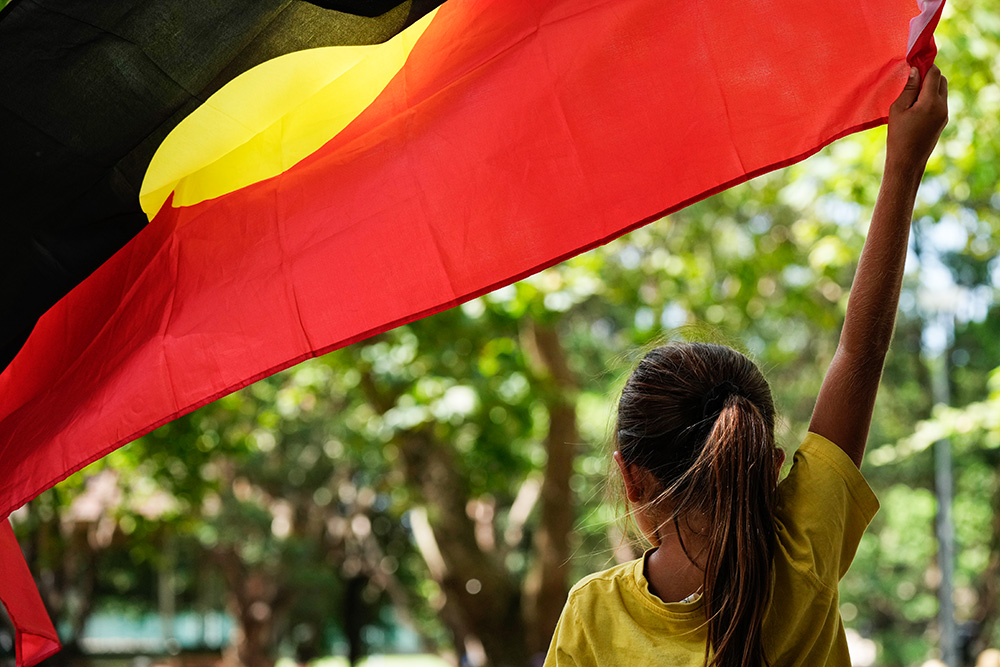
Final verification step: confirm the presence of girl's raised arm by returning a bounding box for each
[809,65,948,468]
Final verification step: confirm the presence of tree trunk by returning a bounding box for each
[522,320,577,657]
[358,320,580,667]
[358,368,525,664]
[217,552,281,667]
[398,430,530,667]
[344,575,367,667]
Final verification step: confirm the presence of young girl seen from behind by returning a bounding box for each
[544,66,949,667]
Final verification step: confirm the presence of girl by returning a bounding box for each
[544,65,949,667]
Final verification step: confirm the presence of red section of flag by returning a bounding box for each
[0,1,942,661]
[0,521,60,667]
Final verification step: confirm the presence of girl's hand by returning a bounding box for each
[887,65,949,177]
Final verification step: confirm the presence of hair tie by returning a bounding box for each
[701,381,740,418]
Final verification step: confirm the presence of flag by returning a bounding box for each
[0,0,944,664]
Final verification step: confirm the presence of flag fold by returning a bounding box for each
[0,521,60,667]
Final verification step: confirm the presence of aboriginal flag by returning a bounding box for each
[0,0,944,664]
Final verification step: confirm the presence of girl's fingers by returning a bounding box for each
[895,67,921,109]
[916,65,942,107]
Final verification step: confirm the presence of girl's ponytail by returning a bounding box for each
[616,343,779,667]
[698,393,779,667]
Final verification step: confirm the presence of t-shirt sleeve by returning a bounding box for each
[543,593,583,667]
[774,432,880,585]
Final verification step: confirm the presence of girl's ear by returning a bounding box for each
[613,451,643,503]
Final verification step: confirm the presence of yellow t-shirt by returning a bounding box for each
[544,432,880,667]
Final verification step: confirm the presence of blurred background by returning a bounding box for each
[2,1,999,666]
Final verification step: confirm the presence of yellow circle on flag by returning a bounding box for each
[140,8,438,219]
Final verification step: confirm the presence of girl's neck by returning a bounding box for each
[645,525,710,604]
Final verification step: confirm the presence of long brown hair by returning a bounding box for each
[616,342,779,667]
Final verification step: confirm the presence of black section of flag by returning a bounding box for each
[0,0,444,370]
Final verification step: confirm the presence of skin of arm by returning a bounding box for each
[809,65,949,468]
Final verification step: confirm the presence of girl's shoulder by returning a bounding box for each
[568,558,637,595]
